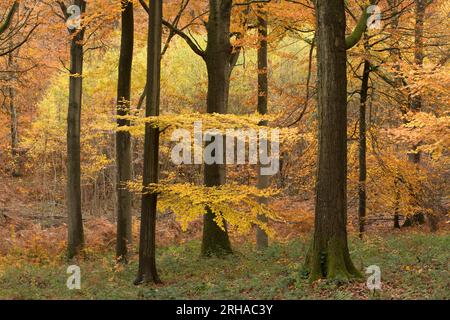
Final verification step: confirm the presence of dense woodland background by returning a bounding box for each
[0,0,448,299]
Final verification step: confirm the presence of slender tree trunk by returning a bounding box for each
[256,4,269,250]
[7,39,19,157]
[201,0,233,257]
[306,0,360,281]
[9,86,18,156]
[67,0,86,259]
[406,0,424,164]
[115,0,134,263]
[135,0,162,284]
[8,85,21,177]
[358,60,370,238]
[6,5,20,177]
[410,0,425,113]
[393,177,401,228]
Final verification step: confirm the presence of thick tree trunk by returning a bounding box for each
[135,0,162,284]
[115,0,134,263]
[201,0,233,257]
[256,5,269,250]
[358,60,370,238]
[306,0,360,281]
[67,0,86,259]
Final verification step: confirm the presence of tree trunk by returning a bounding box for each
[358,60,370,238]
[135,0,162,284]
[393,177,401,228]
[67,0,86,259]
[115,0,134,263]
[8,86,21,177]
[410,0,425,112]
[256,4,269,250]
[7,46,20,177]
[306,0,360,281]
[406,0,424,163]
[407,0,425,163]
[9,86,18,156]
[201,0,233,257]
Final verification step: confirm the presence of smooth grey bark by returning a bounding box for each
[135,0,162,284]
[115,0,134,263]
[66,0,86,259]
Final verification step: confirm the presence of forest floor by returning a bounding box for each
[0,231,449,300]
[0,176,449,300]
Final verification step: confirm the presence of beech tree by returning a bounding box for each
[255,3,269,250]
[115,0,134,263]
[57,0,87,258]
[306,0,375,281]
[138,0,238,256]
[135,0,163,284]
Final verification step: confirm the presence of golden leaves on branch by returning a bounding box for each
[127,180,281,236]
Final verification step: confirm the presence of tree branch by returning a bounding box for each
[138,0,205,58]
[345,1,378,50]
[0,1,19,35]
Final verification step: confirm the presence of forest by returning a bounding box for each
[0,0,448,301]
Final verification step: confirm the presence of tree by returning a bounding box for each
[115,0,134,263]
[6,42,20,177]
[1,2,20,175]
[200,0,235,256]
[135,0,163,284]
[138,0,249,256]
[306,0,363,281]
[58,0,87,259]
[255,3,269,250]
[358,59,371,238]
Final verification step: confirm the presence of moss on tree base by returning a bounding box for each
[305,237,362,282]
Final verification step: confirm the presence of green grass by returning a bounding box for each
[0,232,448,300]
